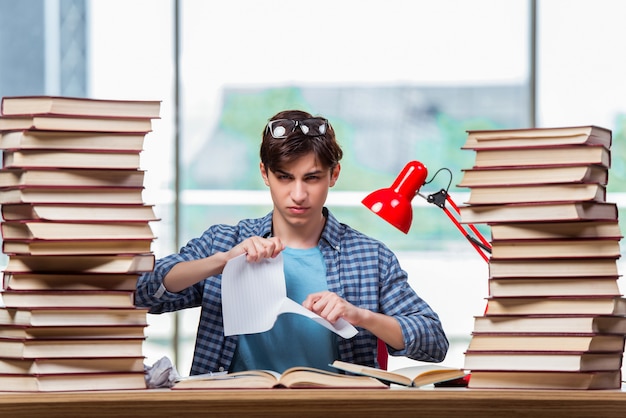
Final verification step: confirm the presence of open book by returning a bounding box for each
[172,366,388,389]
[331,360,467,387]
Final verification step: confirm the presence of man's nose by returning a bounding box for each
[291,180,307,202]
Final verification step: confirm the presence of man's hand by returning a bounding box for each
[227,236,285,263]
[303,291,406,350]
[302,291,367,326]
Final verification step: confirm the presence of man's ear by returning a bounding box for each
[260,162,270,186]
[329,163,341,187]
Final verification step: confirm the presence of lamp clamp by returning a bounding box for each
[426,189,448,209]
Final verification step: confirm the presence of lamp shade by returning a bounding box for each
[361,161,428,234]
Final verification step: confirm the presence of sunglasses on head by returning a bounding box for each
[265,118,329,139]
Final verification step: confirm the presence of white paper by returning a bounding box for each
[221,253,357,339]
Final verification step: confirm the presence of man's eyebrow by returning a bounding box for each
[304,169,325,176]
[273,168,292,176]
[273,168,325,177]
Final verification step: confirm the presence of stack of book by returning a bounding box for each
[458,125,626,390]
[0,96,160,391]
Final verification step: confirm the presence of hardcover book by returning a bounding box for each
[467,333,626,352]
[1,290,137,308]
[0,186,145,205]
[488,258,620,278]
[459,201,618,224]
[0,307,148,327]
[468,370,621,390]
[1,221,155,240]
[0,168,146,188]
[463,350,624,372]
[0,130,146,152]
[1,96,161,119]
[488,277,621,297]
[462,125,611,149]
[0,372,147,392]
[3,149,141,170]
[457,164,608,187]
[465,183,606,205]
[488,220,622,241]
[2,273,140,291]
[3,253,155,274]
[489,239,621,259]
[0,337,145,358]
[0,114,153,133]
[0,356,145,375]
[471,314,626,334]
[472,145,610,168]
[1,203,158,222]
[484,296,626,316]
[2,238,154,256]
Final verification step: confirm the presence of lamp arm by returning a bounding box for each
[422,189,491,263]
[443,192,492,250]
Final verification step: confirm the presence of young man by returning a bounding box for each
[135,110,449,375]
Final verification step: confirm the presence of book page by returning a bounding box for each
[221,253,357,339]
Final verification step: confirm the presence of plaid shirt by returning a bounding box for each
[135,208,449,375]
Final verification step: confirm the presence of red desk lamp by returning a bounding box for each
[362,161,491,263]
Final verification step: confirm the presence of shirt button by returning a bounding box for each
[219,366,225,372]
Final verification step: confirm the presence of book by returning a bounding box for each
[1,203,158,222]
[489,258,620,278]
[1,96,161,118]
[172,366,388,389]
[471,145,610,168]
[0,290,136,308]
[0,186,145,205]
[489,220,623,240]
[0,114,153,133]
[2,150,141,169]
[471,314,626,334]
[462,126,611,149]
[1,221,155,240]
[457,165,608,187]
[330,360,467,387]
[2,273,140,291]
[488,277,622,297]
[0,371,147,391]
[0,324,146,339]
[459,201,618,224]
[0,307,148,327]
[464,183,606,205]
[484,296,626,315]
[0,356,145,375]
[0,337,145,358]
[467,333,626,352]
[0,130,146,151]
[467,370,621,390]
[2,238,154,256]
[463,350,623,372]
[3,254,155,274]
[0,168,146,188]
[489,239,621,259]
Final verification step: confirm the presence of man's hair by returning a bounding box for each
[260,109,343,173]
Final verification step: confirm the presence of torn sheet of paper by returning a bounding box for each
[221,253,357,339]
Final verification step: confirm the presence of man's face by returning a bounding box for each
[260,152,339,229]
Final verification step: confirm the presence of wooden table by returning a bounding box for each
[1,387,626,418]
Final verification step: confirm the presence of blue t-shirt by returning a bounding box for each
[229,246,338,373]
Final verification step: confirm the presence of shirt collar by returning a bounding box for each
[319,207,342,251]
